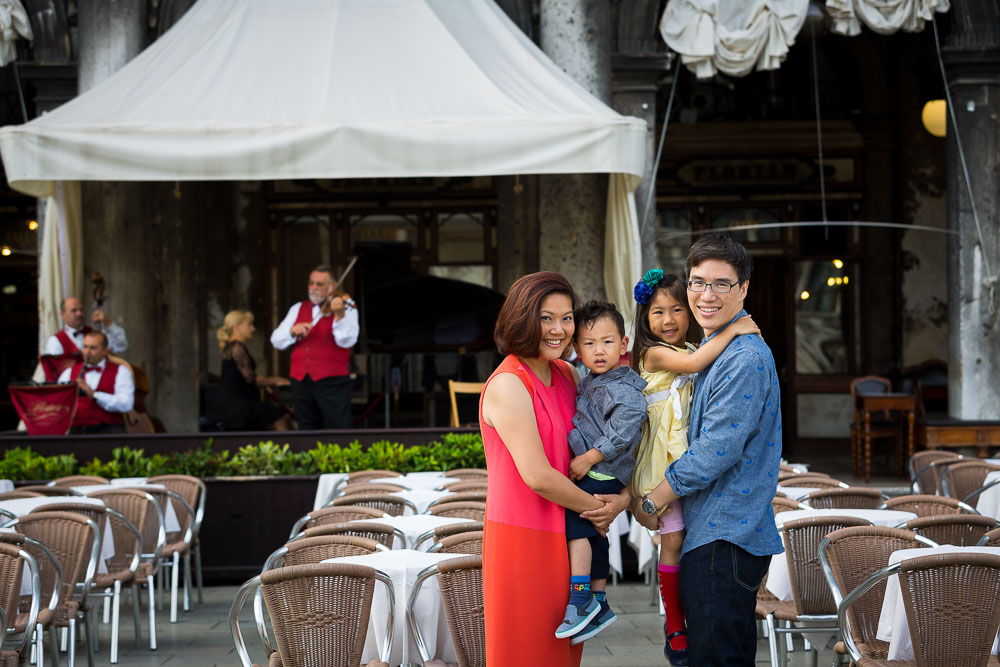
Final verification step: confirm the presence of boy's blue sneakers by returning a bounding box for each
[570,603,617,645]
[554,596,601,639]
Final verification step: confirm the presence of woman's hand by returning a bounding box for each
[581,489,630,534]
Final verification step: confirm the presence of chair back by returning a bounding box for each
[437,555,485,667]
[290,506,386,539]
[883,494,974,517]
[780,515,871,615]
[339,483,405,496]
[780,475,844,488]
[431,531,483,555]
[0,491,41,500]
[978,528,1000,547]
[15,485,79,497]
[851,375,891,399]
[802,487,884,510]
[301,522,398,550]
[331,494,410,517]
[346,470,400,484]
[821,526,925,654]
[260,563,379,667]
[51,475,108,487]
[89,489,162,564]
[17,511,99,619]
[0,541,25,639]
[905,515,1000,547]
[446,481,489,494]
[448,381,484,428]
[428,502,486,521]
[899,553,1000,667]
[31,501,106,526]
[430,492,488,507]
[279,536,379,567]
[908,451,959,494]
[444,469,488,481]
[942,461,1000,501]
[148,474,206,540]
[772,497,801,514]
[414,521,486,551]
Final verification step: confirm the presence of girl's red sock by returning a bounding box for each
[657,564,687,650]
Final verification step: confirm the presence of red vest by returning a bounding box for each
[289,302,352,381]
[41,328,92,382]
[70,361,123,426]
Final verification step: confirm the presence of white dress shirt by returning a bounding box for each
[270,300,359,351]
[58,359,135,414]
[44,322,129,356]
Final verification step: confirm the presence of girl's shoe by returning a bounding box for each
[663,625,689,666]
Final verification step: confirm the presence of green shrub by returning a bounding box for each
[0,434,485,480]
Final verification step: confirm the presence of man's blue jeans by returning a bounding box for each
[679,540,770,666]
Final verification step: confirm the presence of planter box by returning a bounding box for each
[200,474,320,582]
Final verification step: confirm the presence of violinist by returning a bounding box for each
[270,264,359,430]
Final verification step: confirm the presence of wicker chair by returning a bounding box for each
[300,522,402,550]
[264,536,383,572]
[338,483,406,497]
[444,481,489,494]
[907,450,960,495]
[330,494,415,517]
[413,521,485,551]
[978,528,1000,547]
[141,486,196,624]
[50,476,109,487]
[941,460,1000,502]
[428,531,483,556]
[347,470,401,484]
[0,492,41,501]
[0,537,41,665]
[288,506,387,539]
[762,515,872,667]
[882,494,978,517]
[817,526,935,662]
[840,552,1000,666]
[779,475,846,489]
[15,511,101,667]
[801,487,886,510]
[427,502,486,521]
[427,492,488,509]
[89,488,165,651]
[148,474,207,605]
[408,555,483,667]
[444,469,488,481]
[904,514,1000,547]
[777,470,830,483]
[15,485,81,497]
[232,563,393,667]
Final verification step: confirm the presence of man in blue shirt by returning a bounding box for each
[639,233,782,666]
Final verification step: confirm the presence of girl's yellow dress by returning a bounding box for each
[629,342,697,508]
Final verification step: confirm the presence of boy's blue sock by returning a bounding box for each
[593,590,609,611]
[569,575,591,607]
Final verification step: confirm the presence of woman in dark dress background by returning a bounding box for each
[208,310,292,431]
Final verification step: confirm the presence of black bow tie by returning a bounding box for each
[84,365,101,372]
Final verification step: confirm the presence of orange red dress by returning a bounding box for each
[480,355,583,666]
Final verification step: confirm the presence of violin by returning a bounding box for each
[317,256,358,319]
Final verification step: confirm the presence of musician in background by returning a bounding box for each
[57,331,134,434]
[41,297,128,380]
[270,264,359,429]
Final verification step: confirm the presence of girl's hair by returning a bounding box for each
[631,273,696,372]
[494,272,577,357]
[217,310,253,351]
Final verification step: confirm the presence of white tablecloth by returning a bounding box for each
[876,545,1000,660]
[776,486,821,501]
[0,495,115,575]
[976,471,1000,520]
[0,480,12,494]
[109,477,149,486]
[351,515,473,550]
[312,473,350,510]
[324,549,465,665]
[374,475,457,491]
[627,516,657,574]
[606,512,630,578]
[392,489,452,515]
[74,483,182,532]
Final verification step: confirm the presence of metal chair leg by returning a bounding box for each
[170,551,179,623]
[182,552,192,612]
[66,619,75,667]
[193,544,203,604]
[130,583,142,648]
[44,624,57,667]
[110,580,121,664]
[765,614,779,667]
[82,615,95,667]
[146,574,157,651]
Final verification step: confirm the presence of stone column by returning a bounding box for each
[77,1,148,94]
[538,0,612,301]
[944,47,1000,420]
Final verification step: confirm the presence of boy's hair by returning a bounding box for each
[630,273,696,372]
[685,232,754,284]
[573,300,625,339]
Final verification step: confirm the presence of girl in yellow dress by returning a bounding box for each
[629,270,758,665]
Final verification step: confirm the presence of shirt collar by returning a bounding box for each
[65,325,86,336]
[84,359,106,372]
[701,309,749,344]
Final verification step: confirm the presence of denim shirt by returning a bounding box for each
[664,310,783,557]
[567,365,647,486]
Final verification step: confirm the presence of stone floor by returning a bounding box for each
[79,581,837,667]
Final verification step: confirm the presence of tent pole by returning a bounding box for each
[639,57,681,237]
[809,19,828,233]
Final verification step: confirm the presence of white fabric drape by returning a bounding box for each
[660,0,808,79]
[36,181,83,352]
[604,173,643,335]
[0,0,31,66]
[826,0,949,36]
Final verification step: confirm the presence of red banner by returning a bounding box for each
[39,355,76,383]
[8,384,78,435]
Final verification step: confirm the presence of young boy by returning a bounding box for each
[556,300,648,644]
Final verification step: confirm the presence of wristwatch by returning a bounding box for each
[640,495,657,515]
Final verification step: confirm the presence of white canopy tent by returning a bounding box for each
[0,0,646,348]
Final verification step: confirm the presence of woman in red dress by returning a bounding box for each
[480,272,630,665]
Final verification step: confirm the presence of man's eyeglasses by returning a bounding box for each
[687,280,739,293]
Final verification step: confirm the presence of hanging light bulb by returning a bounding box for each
[800,291,811,300]
[27,220,38,231]
[827,277,836,287]
[922,100,946,137]
[1,246,11,257]
[832,259,843,269]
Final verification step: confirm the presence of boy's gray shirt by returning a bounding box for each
[568,365,648,485]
